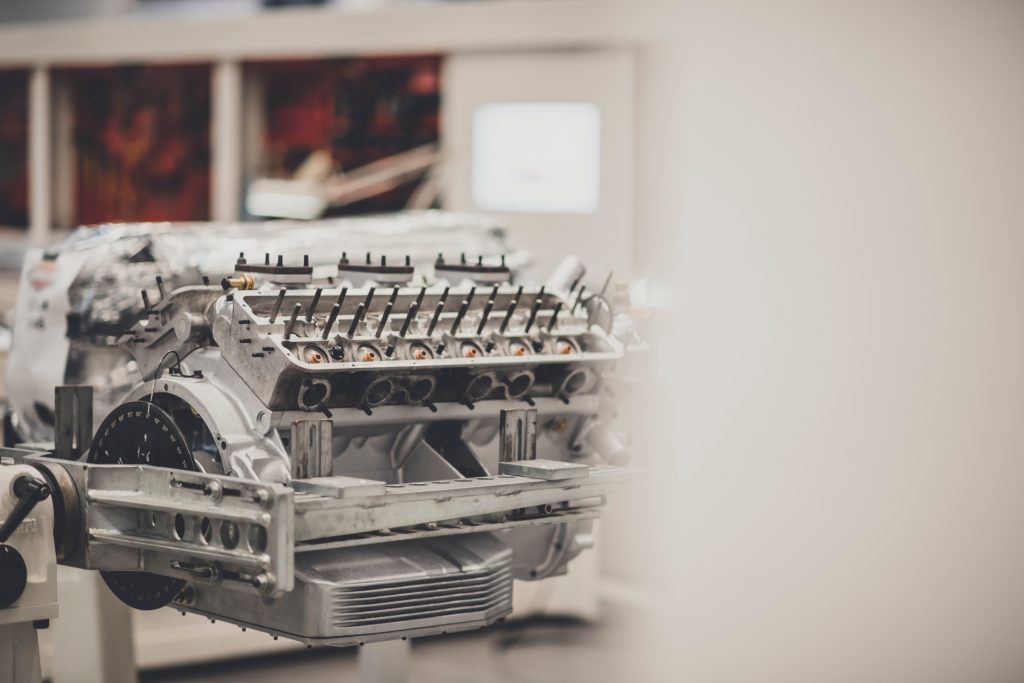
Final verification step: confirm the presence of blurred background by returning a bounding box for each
[3,0,1024,682]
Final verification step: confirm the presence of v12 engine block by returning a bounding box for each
[76,249,634,646]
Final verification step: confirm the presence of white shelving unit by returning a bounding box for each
[0,0,662,245]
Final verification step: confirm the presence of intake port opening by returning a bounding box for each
[407,377,436,403]
[299,379,330,410]
[503,372,535,399]
[464,374,495,402]
[363,377,396,407]
[560,368,593,396]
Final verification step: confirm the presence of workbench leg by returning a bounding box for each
[0,623,43,683]
[359,639,410,683]
[49,567,137,683]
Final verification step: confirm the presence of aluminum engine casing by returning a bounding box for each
[88,251,633,644]
[183,534,512,645]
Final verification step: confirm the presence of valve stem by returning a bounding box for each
[427,301,445,337]
[525,290,545,333]
[375,300,394,338]
[306,288,322,321]
[450,299,470,335]
[571,285,586,314]
[568,275,582,294]
[269,288,286,323]
[477,297,495,335]
[499,285,523,334]
[322,303,340,340]
[399,301,419,338]
[362,286,376,311]
[284,303,302,340]
[347,303,366,339]
[427,287,450,337]
[547,301,563,331]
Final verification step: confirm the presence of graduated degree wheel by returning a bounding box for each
[88,401,197,610]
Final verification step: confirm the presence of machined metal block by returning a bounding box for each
[498,458,589,480]
[291,418,333,479]
[290,476,387,499]
[499,408,537,462]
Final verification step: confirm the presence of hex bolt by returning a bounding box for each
[203,481,224,502]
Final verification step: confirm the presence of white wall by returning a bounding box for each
[632,1,1024,681]
[443,49,635,280]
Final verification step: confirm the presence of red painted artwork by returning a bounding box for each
[67,64,211,225]
[0,70,28,229]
